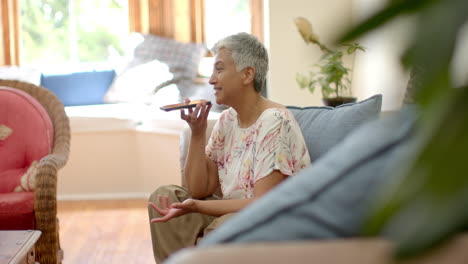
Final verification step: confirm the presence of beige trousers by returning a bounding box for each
[148,185,234,263]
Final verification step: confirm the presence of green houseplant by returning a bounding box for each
[294,17,364,107]
[339,0,468,259]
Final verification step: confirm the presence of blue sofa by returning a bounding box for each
[166,97,468,264]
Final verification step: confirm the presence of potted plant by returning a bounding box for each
[294,17,364,107]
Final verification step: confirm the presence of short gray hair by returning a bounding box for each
[212,33,268,93]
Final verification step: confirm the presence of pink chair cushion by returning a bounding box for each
[0,192,35,229]
[0,86,53,193]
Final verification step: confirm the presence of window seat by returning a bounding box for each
[2,66,222,200]
[59,102,221,200]
[65,103,189,133]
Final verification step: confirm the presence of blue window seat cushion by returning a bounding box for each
[40,70,116,106]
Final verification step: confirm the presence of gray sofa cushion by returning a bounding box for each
[133,33,207,80]
[287,94,382,162]
[198,106,418,245]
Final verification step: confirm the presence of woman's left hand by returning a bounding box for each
[149,195,198,223]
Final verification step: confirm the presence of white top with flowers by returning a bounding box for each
[206,107,310,199]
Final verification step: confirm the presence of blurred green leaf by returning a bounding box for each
[339,0,468,259]
[363,86,468,258]
[339,0,435,43]
[402,0,468,111]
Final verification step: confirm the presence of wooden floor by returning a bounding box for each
[57,199,155,264]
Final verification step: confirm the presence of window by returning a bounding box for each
[198,0,261,77]
[19,0,129,66]
[203,0,252,50]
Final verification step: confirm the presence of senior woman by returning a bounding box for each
[148,32,310,263]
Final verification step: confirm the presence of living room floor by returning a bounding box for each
[57,199,155,264]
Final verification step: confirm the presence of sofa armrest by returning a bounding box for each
[166,233,468,264]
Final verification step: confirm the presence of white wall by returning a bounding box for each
[350,0,410,111]
[266,0,412,110]
[452,21,468,87]
[349,0,468,109]
[266,0,354,107]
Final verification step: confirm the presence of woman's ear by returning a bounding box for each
[242,66,255,86]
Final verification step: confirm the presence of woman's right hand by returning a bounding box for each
[180,98,212,136]
[149,195,198,223]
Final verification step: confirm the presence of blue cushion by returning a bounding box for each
[199,106,418,245]
[40,70,116,106]
[287,94,382,162]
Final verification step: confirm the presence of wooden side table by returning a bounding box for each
[0,230,41,264]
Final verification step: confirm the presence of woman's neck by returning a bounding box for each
[233,94,267,128]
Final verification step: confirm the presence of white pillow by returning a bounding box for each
[0,66,42,85]
[104,59,174,104]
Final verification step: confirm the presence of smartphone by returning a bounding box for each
[160,100,211,112]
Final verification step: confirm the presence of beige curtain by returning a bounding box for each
[129,0,206,43]
[1,0,20,66]
[250,0,263,42]
[129,0,263,43]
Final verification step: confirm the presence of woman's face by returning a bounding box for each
[209,49,244,106]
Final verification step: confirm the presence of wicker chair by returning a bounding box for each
[0,79,70,264]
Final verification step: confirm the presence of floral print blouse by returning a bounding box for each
[206,107,310,199]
